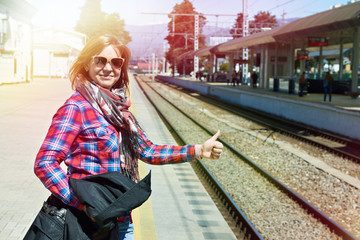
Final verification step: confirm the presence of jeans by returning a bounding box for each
[323,86,332,102]
[117,219,134,240]
[299,83,305,96]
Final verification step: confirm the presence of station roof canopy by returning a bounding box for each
[194,46,213,57]
[193,1,360,57]
[273,1,360,42]
[178,46,217,60]
[176,50,194,61]
[212,27,281,53]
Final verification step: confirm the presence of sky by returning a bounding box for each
[26,0,358,29]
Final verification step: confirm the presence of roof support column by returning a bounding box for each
[318,46,323,79]
[182,57,186,76]
[339,37,344,81]
[209,53,214,81]
[264,45,269,89]
[227,53,234,81]
[274,43,278,78]
[352,26,360,92]
[300,42,306,74]
[214,55,218,73]
[249,48,254,74]
[289,42,294,80]
[260,45,265,88]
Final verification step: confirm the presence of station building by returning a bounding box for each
[178,1,360,95]
[0,0,35,84]
[32,28,86,78]
[0,0,86,84]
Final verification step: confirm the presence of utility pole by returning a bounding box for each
[281,10,287,26]
[167,13,199,77]
[155,57,158,76]
[194,14,199,78]
[242,0,249,83]
[162,42,166,73]
[152,53,155,81]
[142,12,236,77]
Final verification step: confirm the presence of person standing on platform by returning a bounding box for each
[238,70,242,86]
[323,71,334,102]
[214,71,218,82]
[251,71,258,88]
[25,34,224,240]
[299,71,306,97]
[232,70,237,87]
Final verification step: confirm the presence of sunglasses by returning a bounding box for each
[92,56,125,69]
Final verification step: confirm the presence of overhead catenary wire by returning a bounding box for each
[267,0,296,12]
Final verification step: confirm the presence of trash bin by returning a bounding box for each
[273,78,279,91]
[288,79,295,94]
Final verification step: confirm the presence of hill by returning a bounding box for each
[125,18,298,60]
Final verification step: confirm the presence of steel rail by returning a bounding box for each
[136,75,358,240]
[156,76,360,164]
[134,76,263,240]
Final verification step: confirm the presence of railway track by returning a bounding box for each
[134,75,358,240]
[156,76,360,164]
[153,77,360,189]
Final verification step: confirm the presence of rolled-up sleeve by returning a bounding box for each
[138,129,196,165]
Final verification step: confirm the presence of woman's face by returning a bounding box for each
[88,45,123,89]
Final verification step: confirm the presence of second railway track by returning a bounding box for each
[155,76,360,164]
[134,75,359,239]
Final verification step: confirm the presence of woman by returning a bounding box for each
[31,34,223,239]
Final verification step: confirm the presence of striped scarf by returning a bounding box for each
[77,80,147,181]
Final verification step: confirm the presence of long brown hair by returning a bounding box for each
[68,34,131,90]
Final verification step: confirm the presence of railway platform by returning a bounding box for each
[163,76,360,110]
[211,81,360,110]
[156,75,360,142]
[0,76,237,240]
[129,74,237,240]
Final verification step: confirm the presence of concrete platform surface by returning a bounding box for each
[0,77,237,240]
[130,75,237,240]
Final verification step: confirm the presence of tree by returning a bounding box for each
[103,13,131,43]
[165,0,206,75]
[230,13,243,39]
[230,11,278,39]
[220,62,229,73]
[75,0,130,43]
[251,11,278,34]
[75,0,105,38]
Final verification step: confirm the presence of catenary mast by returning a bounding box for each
[242,0,249,82]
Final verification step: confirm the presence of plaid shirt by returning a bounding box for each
[35,92,196,209]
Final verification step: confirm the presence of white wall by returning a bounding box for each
[0,11,32,84]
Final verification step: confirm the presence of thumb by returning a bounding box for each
[210,130,220,141]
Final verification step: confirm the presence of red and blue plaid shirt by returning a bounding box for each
[35,92,196,209]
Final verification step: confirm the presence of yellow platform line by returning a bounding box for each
[129,78,158,240]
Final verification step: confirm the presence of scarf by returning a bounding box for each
[76,79,147,181]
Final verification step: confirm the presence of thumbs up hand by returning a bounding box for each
[199,130,223,159]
